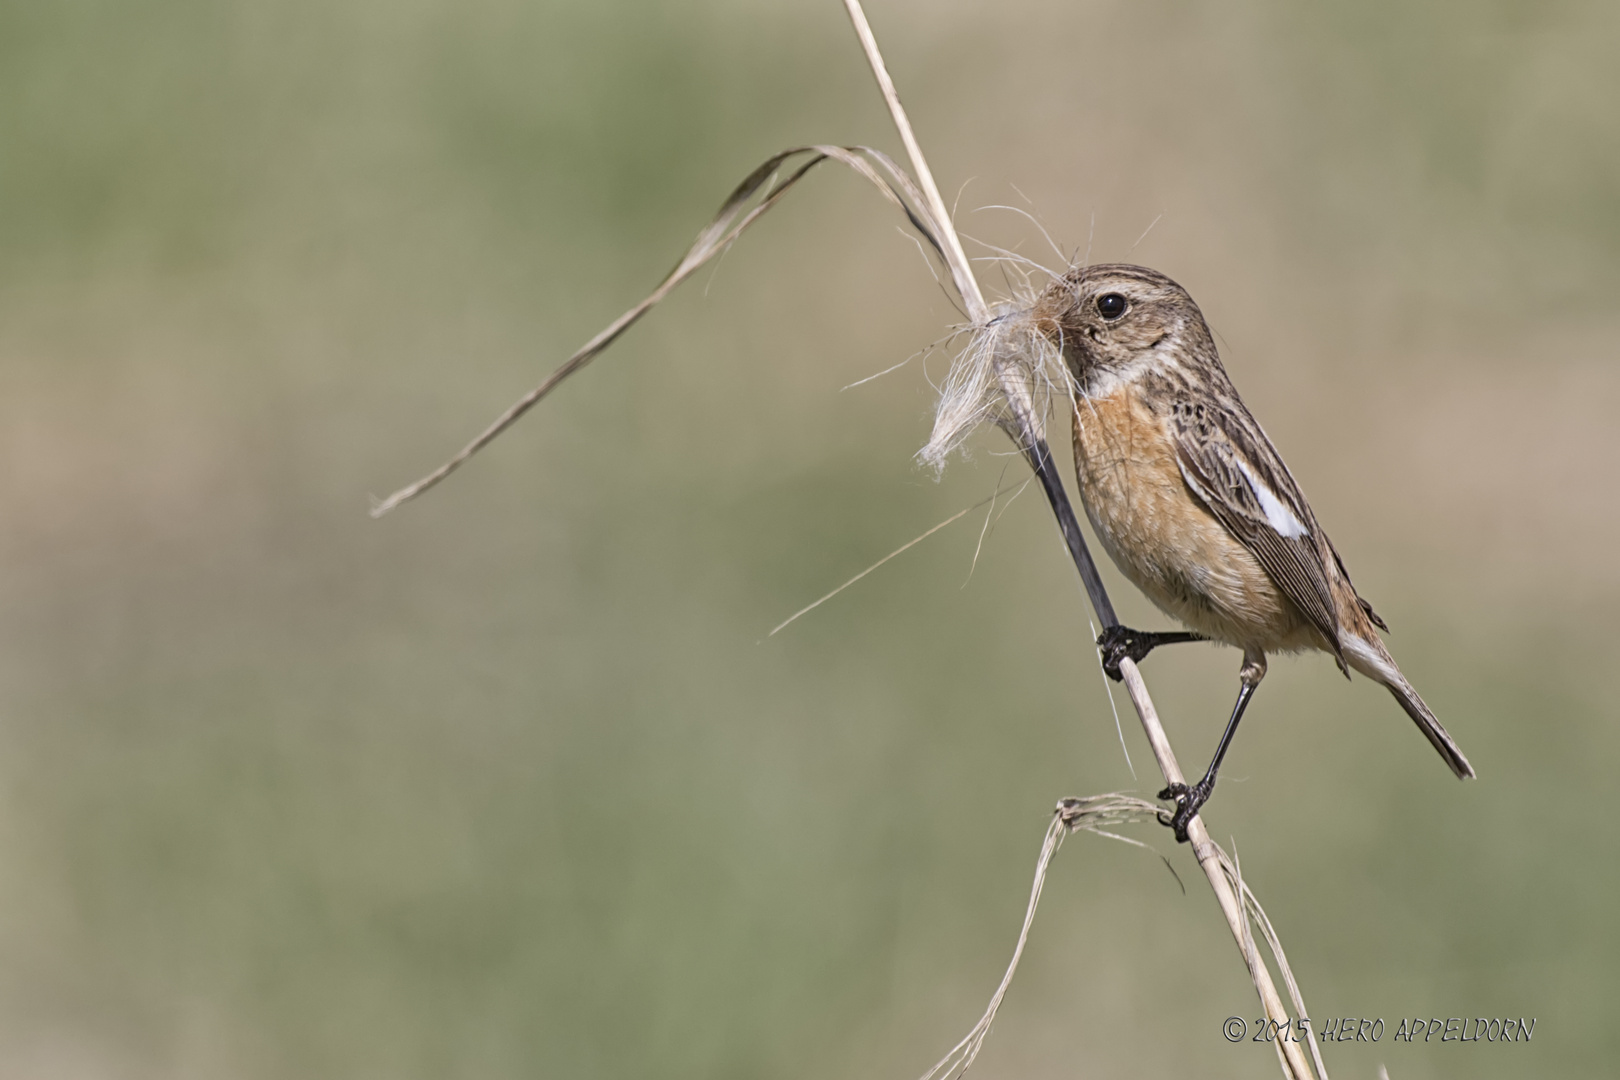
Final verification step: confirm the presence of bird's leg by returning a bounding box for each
[1159,650,1267,843]
[1096,626,1206,682]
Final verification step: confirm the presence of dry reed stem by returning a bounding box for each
[1117,659,1320,1079]
[842,0,985,321]
[841,3,1319,1077]
[843,0,1059,464]
[1222,848,1333,1080]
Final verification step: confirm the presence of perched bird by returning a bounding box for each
[1032,263,1473,841]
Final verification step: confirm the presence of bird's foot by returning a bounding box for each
[1156,779,1214,844]
[1096,626,1205,682]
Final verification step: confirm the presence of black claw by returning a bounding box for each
[1097,626,1152,682]
[1156,779,1213,844]
[1096,626,1205,682]
[1150,667,1259,845]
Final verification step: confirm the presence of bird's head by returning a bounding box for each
[1034,263,1214,395]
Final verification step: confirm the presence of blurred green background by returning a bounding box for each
[1,1,1615,1077]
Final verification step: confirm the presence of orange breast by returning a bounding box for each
[1070,386,1312,652]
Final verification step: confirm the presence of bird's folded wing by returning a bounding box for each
[1169,403,1343,660]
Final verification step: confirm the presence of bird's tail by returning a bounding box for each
[1342,634,1475,780]
[1384,679,1474,779]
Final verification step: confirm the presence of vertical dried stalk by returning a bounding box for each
[842,0,986,323]
[1118,663,1320,1080]
[843,0,1050,449]
[841,4,1318,1077]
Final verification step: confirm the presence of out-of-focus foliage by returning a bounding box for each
[0,1,1614,1077]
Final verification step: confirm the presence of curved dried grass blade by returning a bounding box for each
[917,796,1168,1080]
[371,145,948,517]
[856,146,999,318]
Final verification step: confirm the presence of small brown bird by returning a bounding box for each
[1034,263,1473,841]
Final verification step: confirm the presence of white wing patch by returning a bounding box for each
[1233,457,1308,538]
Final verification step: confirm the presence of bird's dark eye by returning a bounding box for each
[1097,293,1128,321]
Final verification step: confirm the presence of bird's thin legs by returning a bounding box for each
[1096,625,1206,682]
[1159,650,1267,842]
